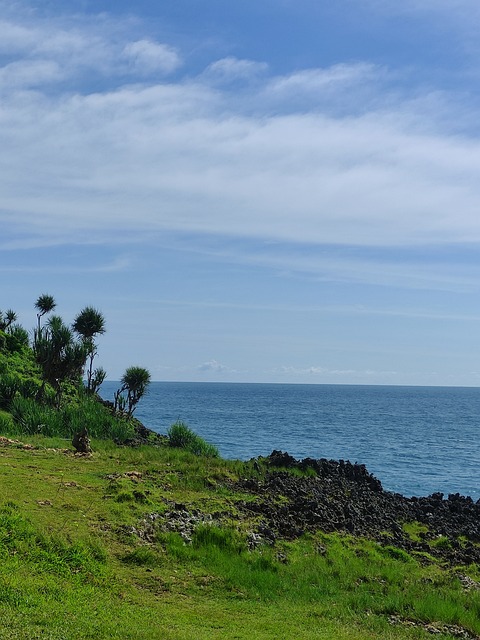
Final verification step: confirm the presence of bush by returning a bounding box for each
[9,396,62,436]
[0,373,19,409]
[61,395,135,441]
[8,394,135,441]
[5,327,29,352]
[0,410,14,433]
[167,421,219,457]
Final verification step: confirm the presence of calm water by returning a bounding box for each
[100,382,480,500]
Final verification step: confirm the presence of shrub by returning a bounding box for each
[9,396,62,436]
[192,524,243,553]
[0,373,19,409]
[61,395,135,441]
[167,421,219,457]
[5,326,29,351]
[0,410,14,433]
[8,394,135,441]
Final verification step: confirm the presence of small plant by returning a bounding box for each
[122,547,158,566]
[167,421,219,457]
[0,373,19,409]
[114,366,151,416]
[0,409,14,433]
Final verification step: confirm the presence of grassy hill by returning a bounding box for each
[0,436,479,640]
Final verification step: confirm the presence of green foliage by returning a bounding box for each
[380,545,412,562]
[0,410,14,432]
[72,306,106,392]
[34,293,56,332]
[192,524,244,553]
[0,503,106,581]
[0,344,54,413]
[0,309,17,331]
[4,326,29,351]
[115,365,151,416]
[121,547,159,566]
[72,306,106,340]
[0,372,18,409]
[0,441,479,639]
[167,421,219,457]
[402,521,429,542]
[1,295,153,445]
[6,394,135,441]
[90,366,107,395]
[8,396,61,436]
[34,315,88,406]
[62,394,136,441]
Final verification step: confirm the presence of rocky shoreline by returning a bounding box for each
[233,451,480,566]
[122,417,480,567]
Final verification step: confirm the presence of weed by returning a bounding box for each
[167,421,219,457]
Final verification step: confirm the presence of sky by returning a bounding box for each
[2,0,480,385]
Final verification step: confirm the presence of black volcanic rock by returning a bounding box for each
[234,451,480,565]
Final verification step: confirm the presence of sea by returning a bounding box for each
[100,382,480,500]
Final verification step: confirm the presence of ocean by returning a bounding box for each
[100,382,479,500]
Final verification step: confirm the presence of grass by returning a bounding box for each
[167,420,220,457]
[0,436,479,639]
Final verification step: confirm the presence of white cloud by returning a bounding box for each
[204,57,268,82]
[266,63,378,94]
[0,19,37,53]
[275,365,398,378]
[3,8,480,275]
[122,39,181,75]
[4,90,479,250]
[197,359,235,373]
[0,59,62,87]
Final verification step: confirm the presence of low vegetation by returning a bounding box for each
[1,296,479,639]
[0,439,478,639]
[167,420,220,457]
[0,294,150,441]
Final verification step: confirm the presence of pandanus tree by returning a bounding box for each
[0,309,17,332]
[72,306,106,393]
[35,294,56,336]
[114,366,151,416]
[0,309,28,350]
[34,315,88,406]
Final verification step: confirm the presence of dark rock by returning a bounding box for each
[234,450,480,565]
[72,427,92,454]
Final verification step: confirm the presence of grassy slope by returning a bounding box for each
[0,437,479,640]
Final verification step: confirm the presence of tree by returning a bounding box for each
[72,306,106,392]
[0,309,17,332]
[35,294,56,333]
[34,315,88,406]
[90,366,107,395]
[114,366,151,416]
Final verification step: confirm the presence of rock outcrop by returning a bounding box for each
[233,451,480,565]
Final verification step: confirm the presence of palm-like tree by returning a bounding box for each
[0,309,17,331]
[34,315,88,406]
[35,294,56,333]
[115,366,151,416]
[72,307,106,392]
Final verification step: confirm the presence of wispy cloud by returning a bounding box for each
[0,256,131,274]
[197,359,237,374]
[2,7,480,269]
[203,56,268,83]
[274,365,399,378]
[122,40,181,75]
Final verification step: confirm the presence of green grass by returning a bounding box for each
[0,436,478,639]
[167,420,220,457]
[5,394,135,441]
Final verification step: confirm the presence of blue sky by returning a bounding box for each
[2,0,480,385]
